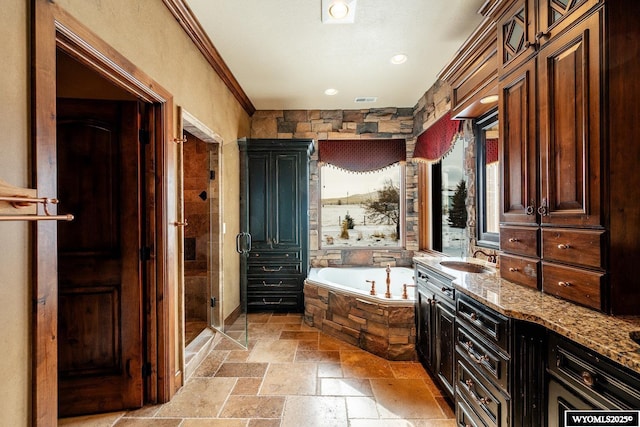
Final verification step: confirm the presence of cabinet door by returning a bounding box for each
[499,59,537,224]
[547,378,600,427]
[537,0,601,49]
[538,11,602,227]
[416,289,435,367]
[273,152,303,249]
[497,0,536,77]
[247,152,271,249]
[436,301,456,401]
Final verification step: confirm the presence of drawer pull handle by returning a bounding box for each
[465,378,492,406]
[508,237,519,243]
[509,267,518,272]
[262,281,283,287]
[262,298,283,305]
[467,349,490,365]
[557,243,570,250]
[262,266,283,272]
[470,312,478,321]
[581,371,595,387]
[558,281,571,287]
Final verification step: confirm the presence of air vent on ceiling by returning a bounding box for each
[354,96,377,103]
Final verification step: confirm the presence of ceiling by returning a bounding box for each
[184,0,486,111]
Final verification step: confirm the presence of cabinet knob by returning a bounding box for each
[581,371,595,387]
[558,281,571,287]
[557,243,570,250]
[508,237,519,243]
[465,379,474,388]
[526,204,535,215]
[509,267,518,272]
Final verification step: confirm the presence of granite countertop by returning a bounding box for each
[414,256,640,375]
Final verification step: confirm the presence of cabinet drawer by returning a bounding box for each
[547,333,640,409]
[457,359,509,427]
[249,250,301,260]
[247,293,301,311]
[456,322,510,390]
[457,390,489,427]
[499,253,539,290]
[542,228,605,269]
[541,262,603,310]
[457,294,510,351]
[247,263,302,275]
[247,277,301,291]
[500,225,538,257]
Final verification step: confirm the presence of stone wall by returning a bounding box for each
[249,79,481,266]
[303,282,416,361]
[251,108,418,267]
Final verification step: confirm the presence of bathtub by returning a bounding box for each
[304,266,417,361]
[306,266,416,305]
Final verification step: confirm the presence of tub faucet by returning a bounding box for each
[366,280,376,295]
[401,283,416,299]
[385,264,391,298]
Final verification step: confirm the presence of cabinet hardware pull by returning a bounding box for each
[526,201,536,215]
[262,266,283,272]
[557,243,570,249]
[262,281,283,287]
[509,267,518,272]
[470,312,478,321]
[558,281,571,287]
[535,30,549,41]
[465,379,474,388]
[262,298,283,305]
[465,380,492,406]
[467,348,490,365]
[581,371,595,387]
[508,237,519,242]
[538,199,549,216]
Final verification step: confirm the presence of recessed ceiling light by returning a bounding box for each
[329,2,349,19]
[390,54,408,65]
[480,95,499,104]
[321,0,357,24]
[324,88,339,96]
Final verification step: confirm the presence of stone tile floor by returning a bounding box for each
[59,312,455,426]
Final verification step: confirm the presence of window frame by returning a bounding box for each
[475,109,500,249]
[318,163,405,249]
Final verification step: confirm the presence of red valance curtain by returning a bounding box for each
[318,139,406,173]
[412,111,462,163]
[486,138,499,164]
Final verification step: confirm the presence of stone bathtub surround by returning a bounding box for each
[303,282,416,361]
[414,256,640,374]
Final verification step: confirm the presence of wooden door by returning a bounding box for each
[56,99,144,416]
[538,11,602,227]
[499,59,537,224]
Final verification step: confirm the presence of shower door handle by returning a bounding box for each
[236,232,252,254]
[235,233,242,254]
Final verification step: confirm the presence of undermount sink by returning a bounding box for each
[439,261,488,274]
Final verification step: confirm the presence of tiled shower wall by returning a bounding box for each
[249,80,467,267]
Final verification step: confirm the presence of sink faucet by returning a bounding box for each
[385,264,392,298]
[473,249,497,263]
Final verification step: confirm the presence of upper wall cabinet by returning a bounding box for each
[497,0,601,77]
[438,9,498,119]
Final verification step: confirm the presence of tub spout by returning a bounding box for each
[366,280,376,295]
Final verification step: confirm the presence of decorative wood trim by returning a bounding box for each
[162,0,256,116]
[32,0,177,423]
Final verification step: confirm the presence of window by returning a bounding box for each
[475,109,500,248]
[431,137,469,256]
[320,164,403,248]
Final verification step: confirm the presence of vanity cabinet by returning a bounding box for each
[498,0,640,314]
[546,332,640,426]
[415,264,456,402]
[239,138,314,312]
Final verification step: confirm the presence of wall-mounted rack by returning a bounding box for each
[0,179,74,221]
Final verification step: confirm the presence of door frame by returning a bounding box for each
[32,1,176,425]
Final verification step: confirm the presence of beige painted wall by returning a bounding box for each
[1,0,250,423]
[0,2,31,426]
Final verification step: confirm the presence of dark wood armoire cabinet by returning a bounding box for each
[497,0,640,314]
[238,138,314,312]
